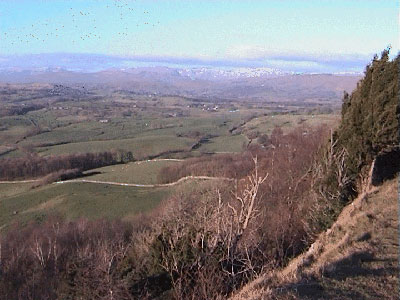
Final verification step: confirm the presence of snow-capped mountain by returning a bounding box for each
[177,67,293,79]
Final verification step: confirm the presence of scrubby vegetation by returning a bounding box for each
[0,125,330,299]
[0,218,136,300]
[0,51,398,299]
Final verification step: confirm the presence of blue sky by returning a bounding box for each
[0,0,398,72]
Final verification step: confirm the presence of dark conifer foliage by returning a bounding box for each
[337,50,399,176]
[309,50,399,232]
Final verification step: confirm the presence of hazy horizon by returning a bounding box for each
[0,52,381,74]
[0,0,398,73]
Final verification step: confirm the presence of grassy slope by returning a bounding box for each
[83,160,181,184]
[196,134,248,153]
[0,183,170,229]
[36,135,194,157]
[0,112,340,232]
[243,113,340,136]
[16,115,246,157]
[0,182,35,198]
[232,179,399,300]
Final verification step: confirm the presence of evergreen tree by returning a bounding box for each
[336,50,399,176]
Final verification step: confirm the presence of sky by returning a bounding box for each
[0,0,398,72]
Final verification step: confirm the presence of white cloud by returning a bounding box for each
[226,45,272,59]
[225,45,373,63]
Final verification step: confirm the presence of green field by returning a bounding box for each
[84,160,181,184]
[0,85,341,229]
[0,182,35,198]
[0,182,171,229]
[36,135,194,158]
[0,177,227,230]
[197,134,248,153]
[12,114,251,158]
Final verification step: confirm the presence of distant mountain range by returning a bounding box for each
[177,67,293,79]
[0,53,363,77]
[0,53,362,102]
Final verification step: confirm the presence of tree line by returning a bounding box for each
[0,150,134,181]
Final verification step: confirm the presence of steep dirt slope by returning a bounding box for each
[232,178,398,299]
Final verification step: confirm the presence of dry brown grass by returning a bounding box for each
[231,178,399,300]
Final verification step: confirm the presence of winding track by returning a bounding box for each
[0,159,235,187]
[0,179,40,184]
[55,175,235,188]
